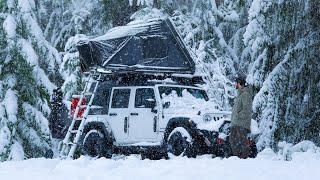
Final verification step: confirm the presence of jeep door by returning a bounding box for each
[108,88,132,144]
[129,87,158,142]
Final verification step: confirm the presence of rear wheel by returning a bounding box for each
[82,129,112,158]
[166,127,196,158]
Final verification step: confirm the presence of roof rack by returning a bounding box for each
[94,69,206,86]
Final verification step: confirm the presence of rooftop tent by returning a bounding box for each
[77,18,196,74]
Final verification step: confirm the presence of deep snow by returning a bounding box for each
[0,150,319,180]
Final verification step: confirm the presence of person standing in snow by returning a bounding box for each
[229,75,253,159]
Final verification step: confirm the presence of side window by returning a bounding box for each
[142,36,168,59]
[111,89,131,108]
[89,87,110,115]
[135,88,156,108]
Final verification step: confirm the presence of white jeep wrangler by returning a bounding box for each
[70,75,233,159]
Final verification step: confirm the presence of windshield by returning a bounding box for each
[158,86,209,109]
[158,86,209,101]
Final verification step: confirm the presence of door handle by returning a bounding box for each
[153,116,157,132]
[109,113,117,116]
[124,117,128,133]
[130,112,139,116]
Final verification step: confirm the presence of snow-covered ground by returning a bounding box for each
[1,149,319,180]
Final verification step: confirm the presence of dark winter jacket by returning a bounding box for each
[231,86,253,131]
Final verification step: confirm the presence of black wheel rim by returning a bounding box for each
[167,131,188,156]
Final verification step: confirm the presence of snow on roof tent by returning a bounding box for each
[77,18,195,74]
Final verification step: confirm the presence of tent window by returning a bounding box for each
[142,36,168,59]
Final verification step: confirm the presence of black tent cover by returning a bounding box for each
[76,18,195,74]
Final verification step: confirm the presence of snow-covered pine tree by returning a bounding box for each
[60,35,86,102]
[59,0,113,102]
[243,0,272,88]
[0,0,61,161]
[34,0,109,52]
[244,0,320,149]
[104,0,142,25]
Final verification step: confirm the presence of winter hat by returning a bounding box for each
[236,74,246,86]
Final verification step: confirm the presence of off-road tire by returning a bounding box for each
[82,129,113,158]
[166,127,196,158]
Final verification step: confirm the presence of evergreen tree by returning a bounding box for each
[36,0,110,52]
[244,0,320,149]
[59,34,86,101]
[0,0,60,161]
[103,0,140,26]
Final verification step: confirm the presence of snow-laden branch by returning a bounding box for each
[211,0,239,22]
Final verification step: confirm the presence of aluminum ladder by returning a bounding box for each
[59,72,101,159]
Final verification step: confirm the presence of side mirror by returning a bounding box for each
[163,102,170,109]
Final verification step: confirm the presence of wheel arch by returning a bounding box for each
[82,121,115,142]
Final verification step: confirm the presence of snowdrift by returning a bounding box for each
[1,150,320,180]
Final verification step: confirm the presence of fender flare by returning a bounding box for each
[82,121,115,143]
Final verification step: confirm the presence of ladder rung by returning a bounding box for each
[67,142,76,146]
[91,105,102,109]
[75,116,86,120]
[83,92,93,96]
[78,105,87,108]
[75,117,82,121]
[70,130,78,134]
[73,93,93,98]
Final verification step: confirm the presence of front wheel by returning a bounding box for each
[166,127,196,158]
[82,129,112,158]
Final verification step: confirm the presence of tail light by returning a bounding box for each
[71,96,87,118]
[216,138,224,145]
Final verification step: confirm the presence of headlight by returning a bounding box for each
[203,114,213,122]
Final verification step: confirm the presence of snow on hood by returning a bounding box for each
[161,88,220,117]
[197,118,229,132]
[160,88,232,131]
